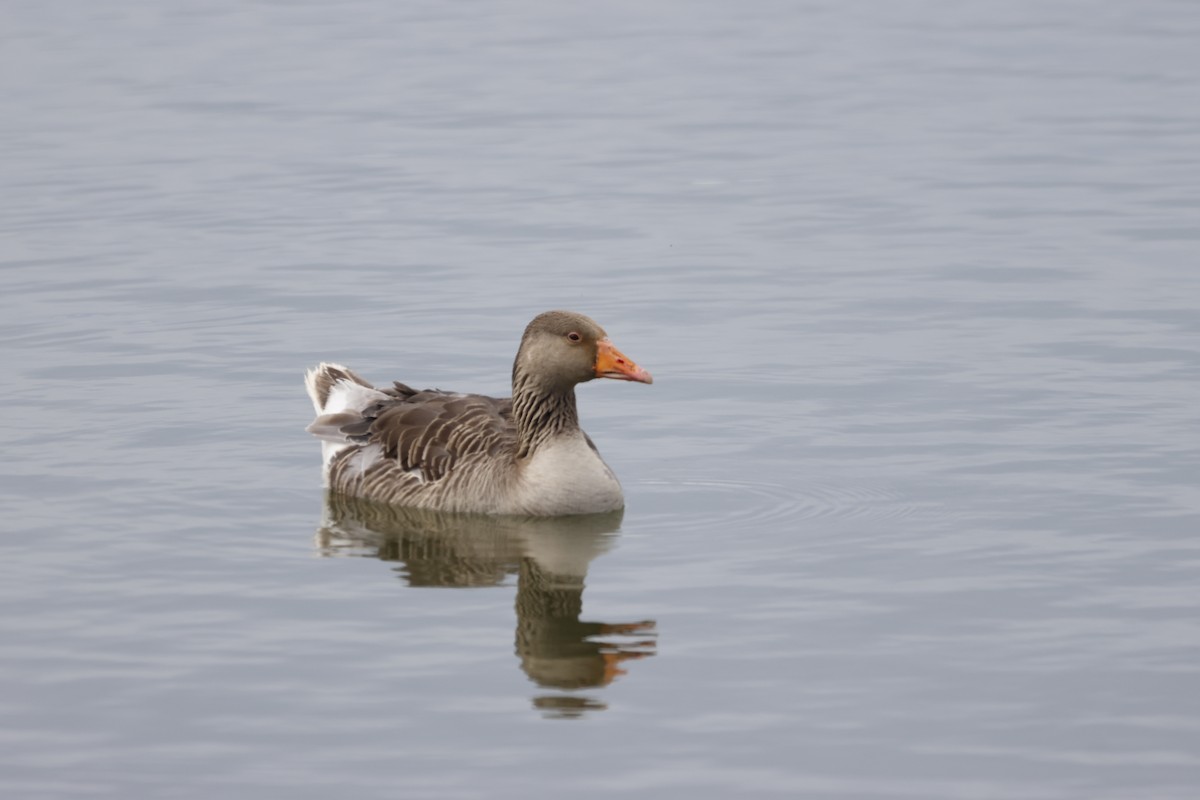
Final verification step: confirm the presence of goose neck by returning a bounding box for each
[512,372,579,459]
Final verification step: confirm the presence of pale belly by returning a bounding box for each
[512,434,625,516]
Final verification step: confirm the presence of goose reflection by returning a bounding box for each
[315,493,656,717]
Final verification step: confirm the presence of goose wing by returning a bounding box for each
[335,387,517,484]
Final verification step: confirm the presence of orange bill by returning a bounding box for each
[594,339,653,384]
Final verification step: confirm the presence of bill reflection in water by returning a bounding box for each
[315,495,657,718]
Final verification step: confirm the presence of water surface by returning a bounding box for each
[2,1,1199,798]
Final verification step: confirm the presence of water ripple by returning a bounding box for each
[635,476,945,528]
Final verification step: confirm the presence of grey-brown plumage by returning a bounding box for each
[304,311,653,516]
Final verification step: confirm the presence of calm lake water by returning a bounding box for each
[3,1,1199,798]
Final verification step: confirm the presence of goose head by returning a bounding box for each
[513,311,653,391]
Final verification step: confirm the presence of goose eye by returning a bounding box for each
[566,332,582,343]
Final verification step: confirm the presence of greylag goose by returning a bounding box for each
[304,310,653,516]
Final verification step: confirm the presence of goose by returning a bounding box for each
[304,310,653,516]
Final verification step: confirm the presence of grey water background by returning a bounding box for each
[3,1,1199,797]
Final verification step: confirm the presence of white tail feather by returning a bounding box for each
[304,363,390,475]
